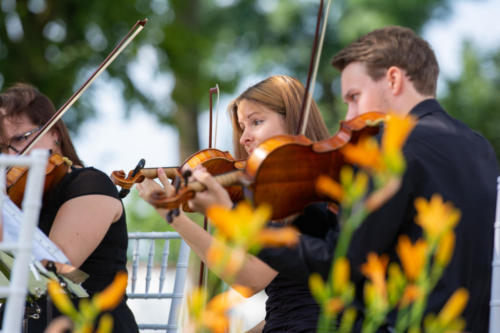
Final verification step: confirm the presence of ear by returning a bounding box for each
[385,66,404,95]
[48,128,61,145]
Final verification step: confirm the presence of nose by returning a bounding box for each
[345,106,358,121]
[239,128,252,147]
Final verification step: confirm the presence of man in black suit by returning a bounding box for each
[259,25,499,332]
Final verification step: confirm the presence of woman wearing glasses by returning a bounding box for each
[0,83,139,333]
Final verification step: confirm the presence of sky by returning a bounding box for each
[73,0,500,181]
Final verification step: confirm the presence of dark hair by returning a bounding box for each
[228,75,330,159]
[331,26,439,96]
[0,83,83,165]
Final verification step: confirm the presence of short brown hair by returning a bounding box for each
[229,75,330,159]
[0,83,83,165]
[331,26,439,96]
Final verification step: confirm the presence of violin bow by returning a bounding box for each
[19,19,148,156]
[212,84,221,148]
[198,84,220,288]
[296,0,333,135]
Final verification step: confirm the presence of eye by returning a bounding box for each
[12,133,30,143]
[350,93,359,102]
[252,119,263,126]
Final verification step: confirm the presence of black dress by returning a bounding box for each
[258,203,338,332]
[27,166,138,332]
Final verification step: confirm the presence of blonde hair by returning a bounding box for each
[229,75,330,159]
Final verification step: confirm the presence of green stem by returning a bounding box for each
[334,207,368,261]
[317,310,335,333]
[394,306,410,332]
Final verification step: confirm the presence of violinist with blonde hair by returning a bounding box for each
[137,75,337,332]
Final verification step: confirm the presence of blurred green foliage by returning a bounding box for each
[0,0,462,158]
[441,41,500,163]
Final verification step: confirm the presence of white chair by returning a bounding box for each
[489,176,500,333]
[0,150,48,333]
[127,232,190,332]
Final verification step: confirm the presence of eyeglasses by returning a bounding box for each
[0,126,42,154]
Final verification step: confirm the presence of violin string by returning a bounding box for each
[299,0,333,135]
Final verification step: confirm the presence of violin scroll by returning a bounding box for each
[7,153,72,207]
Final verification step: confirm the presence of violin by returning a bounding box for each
[111,148,246,207]
[147,112,385,220]
[7,153,72,207]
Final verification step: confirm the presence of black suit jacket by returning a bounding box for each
[259,99,499,332]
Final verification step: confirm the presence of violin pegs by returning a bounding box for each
[173,176,181,193]
[182,169,192,186]
[130,158,146,178]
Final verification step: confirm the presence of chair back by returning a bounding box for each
[127,232,190,332]
[0,150,48,333]
[490,176,500,333]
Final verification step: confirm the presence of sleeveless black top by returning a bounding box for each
[259,203,338,332]
[28,167,138,332]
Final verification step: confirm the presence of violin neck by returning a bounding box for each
[140,167,180,180]
[188,170,244,192]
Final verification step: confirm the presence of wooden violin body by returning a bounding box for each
[7,153,72,207]
[111,148,245,204]
[148,112,385,219]
[246,112,384,218]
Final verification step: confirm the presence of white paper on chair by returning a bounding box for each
[2,197,70,264]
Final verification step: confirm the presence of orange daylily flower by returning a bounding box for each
[332,257,350,294]
[361,253,389,298]
[396,235,428,282]
[414,194,461,241]
[316,175,344,202]
[400,284,421,308]
[187,287,208,319]
[47,280,79,317]
[309,273,327,302]
[342,113,415,175]
[188,285,252,333]
[207,201,271,245]
[93,271,128,311]
[95,313,114,333]
[382,113,416,155]
[255,226,299,247]
[326,298,345,316]
[437,288,469,326]
[435,231,456,267]
[341,137,385,172]
[206,241,246,278]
